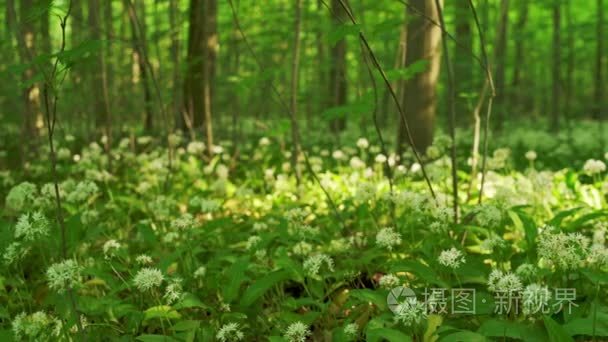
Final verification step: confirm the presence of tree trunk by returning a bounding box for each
[184,0,216,153]
[493,0,509,130]
[594,0,604,120]
[397,0,442,155]
[290,0,303,184]
[453,0,472,116]
[551,1,561,131]
[510,0,528,110]
[328,0,348,133]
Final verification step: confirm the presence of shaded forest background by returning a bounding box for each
[0,0,606,165]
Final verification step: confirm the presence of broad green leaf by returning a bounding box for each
[223,257,249,303]
[143,305,181,321]
[136,334,180,342]
[367,328,412,342]
[440,331,486,342]
[543,316,574,342]
[240,270,290,307]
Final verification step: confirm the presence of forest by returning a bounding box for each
[0,0,607,341]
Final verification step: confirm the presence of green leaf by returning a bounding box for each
[328,24,360,46]
[239,270,290,307]
[543,316,575,342]
[562,313,608,337]
[390,260,448,288]
[439,331,486,342]
[174,293,209,310]
[143,305,181,321]
[548,207,583,228]
[367,328,412,342]
[566,211,608,231]
[477,319,547,341]
[136,334,180,342]
[223,257,249,303]
[171,320,201,332]
[385,59,429,81]
[349,289,387,310]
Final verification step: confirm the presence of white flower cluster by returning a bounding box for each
[164,278,183,304]
[12,311,62,340]
[356,138,369,149]
[46,259,82,293]
[343,323,359,338]
[487,269,523,293]
[246,236,262,250]
[284,321,311,342]
[537,228,589,270]
[216,322,244,342]
[186,141,206,155]
[5,182,37,212]
[376,227,402,251]
[133,267,164,292]
[103,239,121,258]
[438,248,466,269]
[14,212,50,242]
[171,213,196,230]
[475,204,502,228]
[136,254,153,265]
[583,159,606,175]
[378,274,400,289]
[394,297,427,326]
[66,180,99,204]
[525,150,537,161]
[303,254,334,277]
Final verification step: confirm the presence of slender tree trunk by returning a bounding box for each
[510,0,528,110]
[594,0,604,120]
[329,0,348,133]
[493,0,509,130]
[397,0,442,155]
[290,0,303,184]
[125,0,154,131]
[551,0,561,131]
[453,0,472,116]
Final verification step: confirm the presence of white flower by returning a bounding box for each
[259,137,271,146]
[164,278,183,304]
[376,227,401,251]
[525,150,537,161]
[292,241,313,256]
[136,254,153,265]
[349,157,366,169]
[522,284,551,315]
[194,266,207,279]
[487,269,523,293]
[303,254,334,277]
[538,228,589,270]
[378,274,400,289]
[284,321,311,342]
[516,263,537,279]
[332,150,346,161]
[394,297,427,326]
[343,323,359,338]
[246,236,262,250]
[374,154,387,164]
[12,311,62,340]
[187,141,205,154]
[410,163,421,173]
[5,182,37,212]
[583,159,606,175]
[171,213,196,230]
[103,239,121,258]
[475,204,502,228]
[216,322,244,342]
[438,248,466,269]
[211,145,224,154]
[356,138,369,149]
[216,164,229,179]
[3,242,29,265]
[46,259,82,293]
[14,211,50,241]
[66,180,99,204]
[133,267,164,292]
